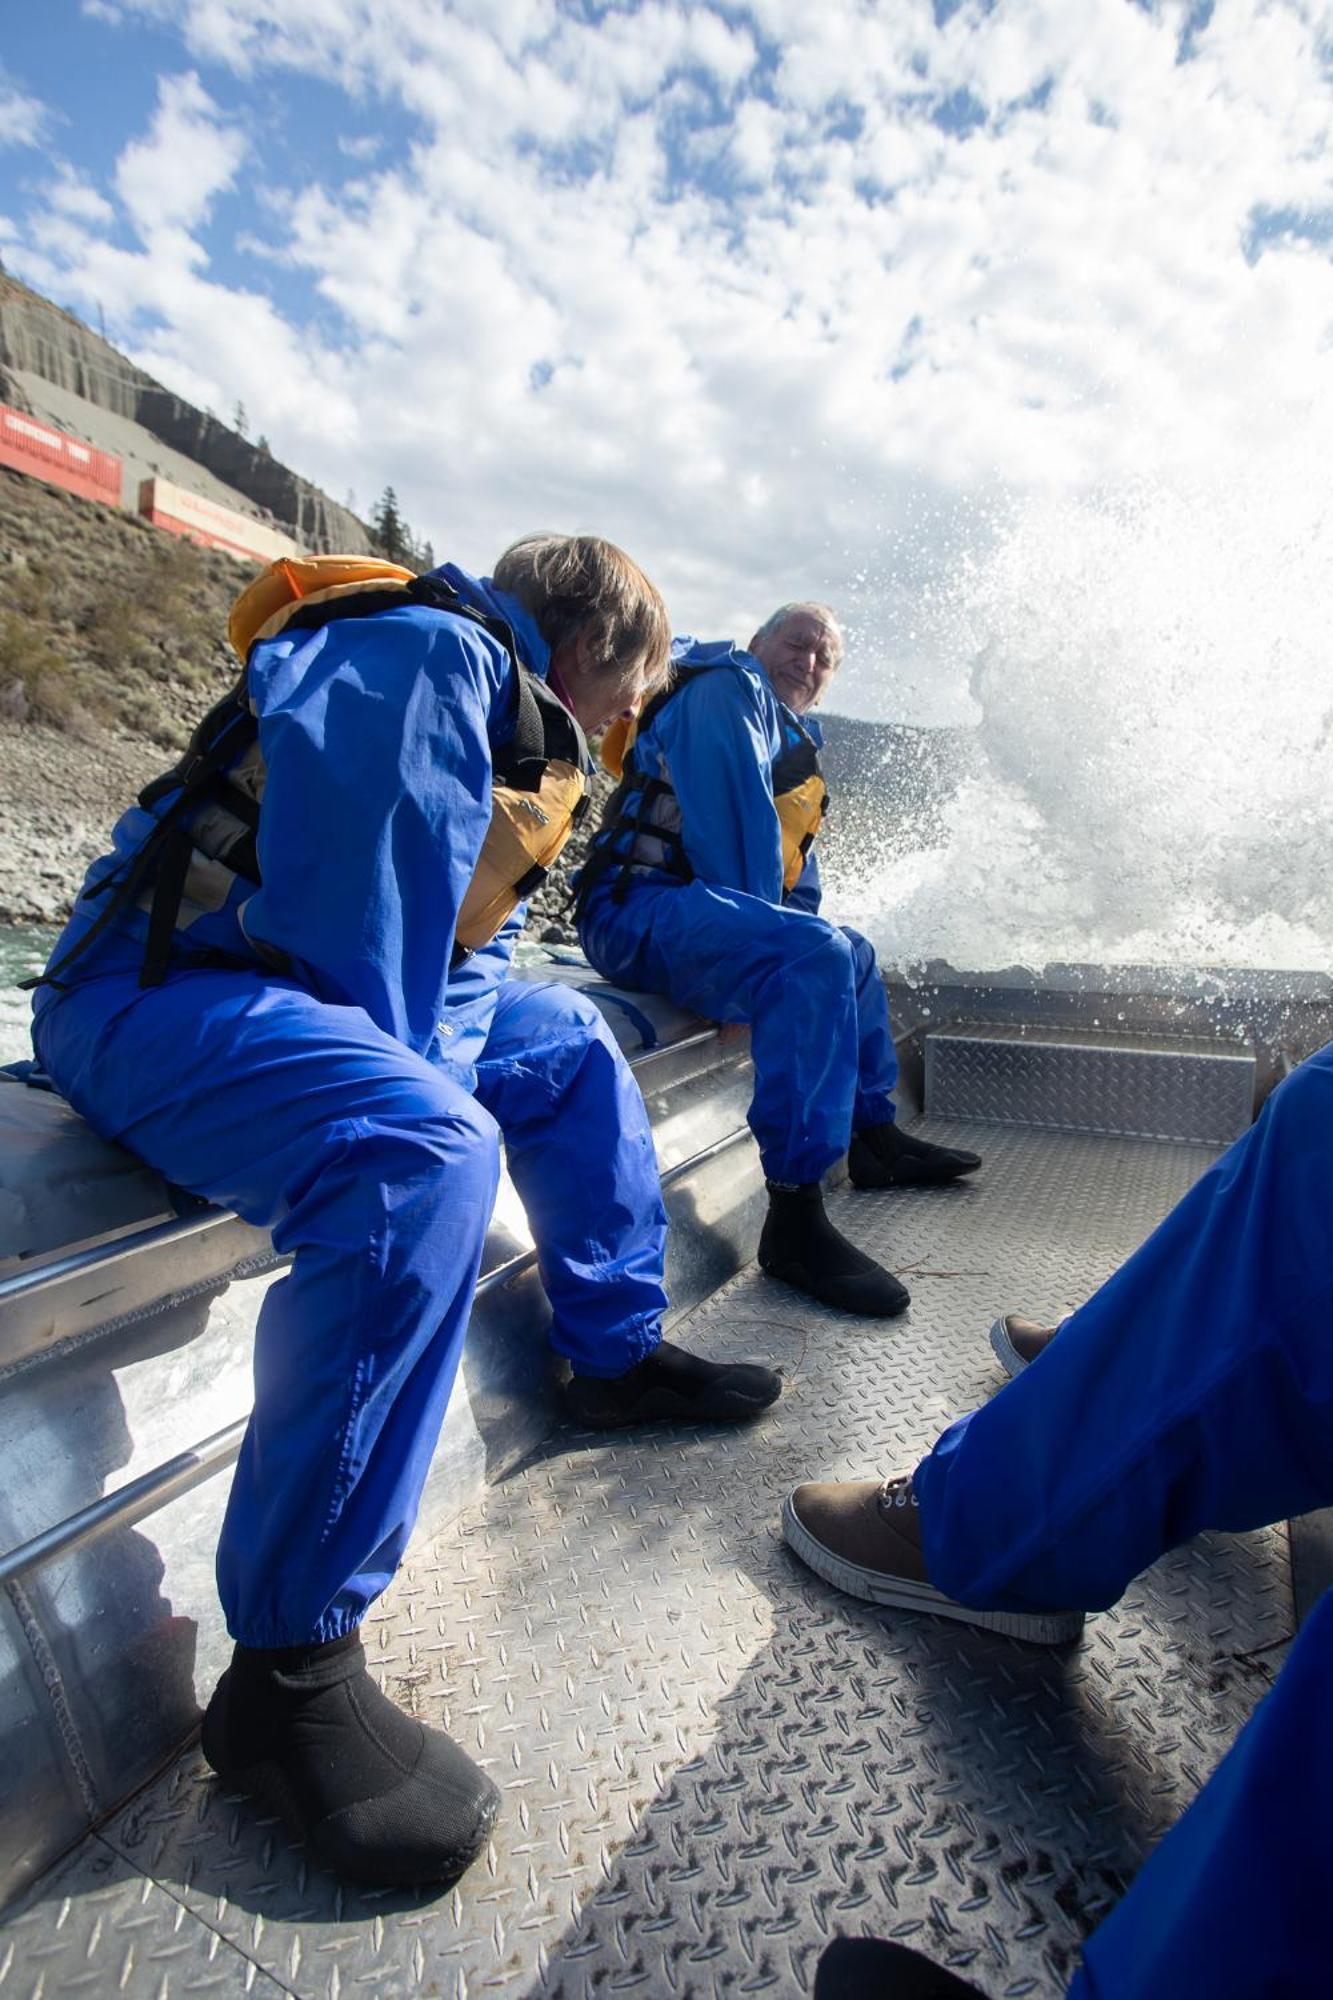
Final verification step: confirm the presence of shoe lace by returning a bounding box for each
[876,1475,918,1518]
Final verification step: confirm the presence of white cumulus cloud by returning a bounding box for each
[114,70,246,236]
[11,0,1333,725]
[0,70,50,149]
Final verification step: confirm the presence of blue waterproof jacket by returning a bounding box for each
[36,565,550,1068]
[579,637,824,913]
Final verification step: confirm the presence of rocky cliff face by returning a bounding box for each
[0,274,370,554]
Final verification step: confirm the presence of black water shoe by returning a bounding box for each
[759,1180,909,1317]
[201,1631,500,1887]
[848,1121,981,1188]
[815,1936,986,1998]
[565,1339,782,1429]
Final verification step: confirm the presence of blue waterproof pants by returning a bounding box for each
[469,977,667,1373]
[580,880,898,1183]
[1071,1587,1333,1998]
[34,967,667,1647]
[911,1044,1333,1998]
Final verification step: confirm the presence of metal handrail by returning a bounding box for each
[0,1121,754,1583]
[0,1206,272,1307]
[0,1029,725,1301]
[0,1025,736,1375]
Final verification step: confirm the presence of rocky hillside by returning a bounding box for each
[0,466,246,739]
[816,710,974,879]
[0,465,255,926]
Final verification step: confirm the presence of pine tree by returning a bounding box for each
[372,486,410,563]
[233,400,249,437]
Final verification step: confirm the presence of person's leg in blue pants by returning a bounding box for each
[1069,1585,1333,1998]
[911,1045,1333,1994]
[581,882,973,1194]
[471,978,667,1377]
[795,1047,1333,1996]
[35,966,501,1645]
[914,1043,1333,1612]
[581,880,976,1314]
[844,925,899,1130]
[469,975,782,1424]
[585,877,863,1182]
[35,963,508,1884]
[582,879,914,1315]
[838,923,985,1191]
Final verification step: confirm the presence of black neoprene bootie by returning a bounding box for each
[815,1936,986,1998]
[759,1181,909,1317]
[200,1630,501,1887]
[565,1339,782,1429]
[848,1121,982,1189]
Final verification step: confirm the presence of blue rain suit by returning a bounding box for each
[32,567,667,1649]
[913,1044,1333,1998]
[577,640,898,1185]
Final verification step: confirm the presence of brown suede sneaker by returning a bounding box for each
[782,1476,1084,1645]
[989,1313,1060,1379]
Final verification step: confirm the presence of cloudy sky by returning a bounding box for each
[0,0,1330,720]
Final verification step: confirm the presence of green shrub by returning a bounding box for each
[0,611,80,728]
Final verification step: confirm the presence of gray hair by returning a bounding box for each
[492,533,671,684]
[748,600,844,665]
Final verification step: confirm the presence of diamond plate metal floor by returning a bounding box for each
[1,1121,1293,2000]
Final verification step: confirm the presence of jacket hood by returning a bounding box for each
[428,563,551,679]
[672,634,821,737]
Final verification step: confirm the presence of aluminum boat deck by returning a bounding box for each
[0,1102,1297,1998]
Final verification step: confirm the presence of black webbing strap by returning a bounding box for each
[139,677,250,811]
[770,710,822,791]
[23,697,257,993]
[573,769,691,918]
[408,572,524,663]
[617,775,690,900]
[513,860,549,897]
[504,670,553,790]
[139,827,195,989]
[495,651,589,791]
[17,817,171,992]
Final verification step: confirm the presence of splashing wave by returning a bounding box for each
[827,464,1333,972]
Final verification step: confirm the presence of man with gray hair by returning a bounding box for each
[577,601,980,1323]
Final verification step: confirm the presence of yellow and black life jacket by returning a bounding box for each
[38,556,591,991]
[578,659,828,912]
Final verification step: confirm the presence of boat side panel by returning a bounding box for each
[0,1583,95,1906]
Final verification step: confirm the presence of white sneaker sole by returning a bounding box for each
[781,1494,1085,1646]
[989,1314,1031,1380]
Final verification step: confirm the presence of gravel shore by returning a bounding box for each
[0,717,602,942]
[0,719,164,927]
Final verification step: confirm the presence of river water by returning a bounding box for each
[0,927,52,1068]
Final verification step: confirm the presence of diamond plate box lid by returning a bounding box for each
[924,1026,1256,1143]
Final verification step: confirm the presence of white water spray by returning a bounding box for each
[827,459,1333,972]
